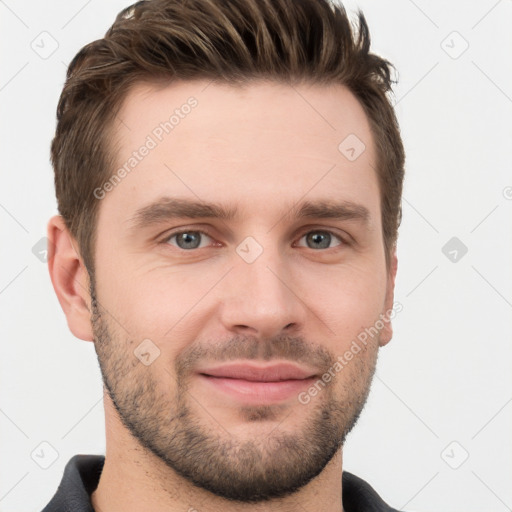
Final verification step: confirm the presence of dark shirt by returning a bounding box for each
[41,454,401,511]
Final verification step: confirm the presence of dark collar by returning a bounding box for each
[41,454,400,512]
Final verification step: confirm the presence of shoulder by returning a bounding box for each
[40,454,105,512]
[342,471,403,512]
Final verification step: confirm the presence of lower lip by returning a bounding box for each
[198,374,316,404]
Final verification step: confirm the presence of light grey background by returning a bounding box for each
[1,1,511,511]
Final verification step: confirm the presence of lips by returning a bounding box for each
[196,362,319,404]
[197,362,317,382]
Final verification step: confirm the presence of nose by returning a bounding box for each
[219,245,307,340]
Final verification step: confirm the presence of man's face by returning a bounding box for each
[90,80,396,502]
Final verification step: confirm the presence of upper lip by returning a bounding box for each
[197,362,317,382]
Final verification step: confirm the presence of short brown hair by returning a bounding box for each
[52,0,405,276]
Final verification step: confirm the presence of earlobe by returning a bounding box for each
[47,215,94,342]
[379,248,398,347]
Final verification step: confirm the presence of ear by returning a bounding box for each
[379,247,398,347]
[47,215,94,342]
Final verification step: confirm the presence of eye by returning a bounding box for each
[160,228,348,252]
[295,230,345,250]
[163,229,215,250]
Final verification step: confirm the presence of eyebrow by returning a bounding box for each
[125,196,371,233]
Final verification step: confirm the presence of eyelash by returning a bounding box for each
[159,227,350,252]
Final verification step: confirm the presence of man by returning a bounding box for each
[44,0,405,510]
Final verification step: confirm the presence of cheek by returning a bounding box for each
[99,265,219,349]
[96,246,387,353]
[300,261,387,344]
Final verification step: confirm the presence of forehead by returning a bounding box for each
[102,79,379,228]
[115,79,374,153]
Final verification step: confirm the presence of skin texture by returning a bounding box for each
[47,79,398,512]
